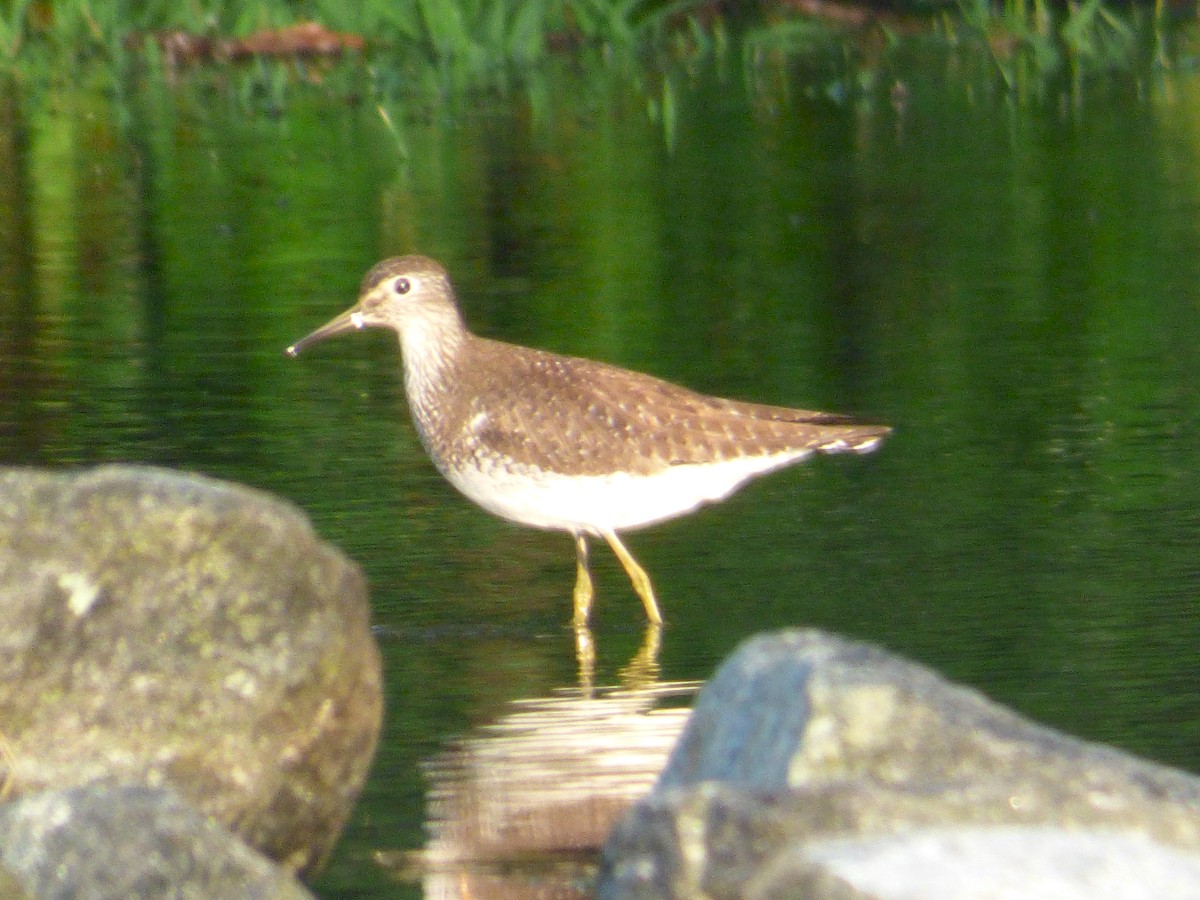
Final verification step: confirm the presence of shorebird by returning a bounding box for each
[287,255,890,626]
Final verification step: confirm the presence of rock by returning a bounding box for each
[597,630,1200,899]
[0,465,383,876]
[748,827,1200,900]
[0,865,32,900]
[0,782,315,899]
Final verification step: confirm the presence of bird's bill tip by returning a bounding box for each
[284,307,366,357]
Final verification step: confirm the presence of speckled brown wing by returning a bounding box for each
[449,338,890,478]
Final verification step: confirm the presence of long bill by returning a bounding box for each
[285,307,367,357]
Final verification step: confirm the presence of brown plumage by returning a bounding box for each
[425,338,884,478]
[288,255,890,626]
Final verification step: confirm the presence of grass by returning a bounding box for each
[0,0,644,66]
[0,0,1185,108]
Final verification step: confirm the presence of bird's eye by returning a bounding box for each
[394,277,411,295]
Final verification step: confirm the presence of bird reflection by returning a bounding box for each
[378,676,696,897]
[576,622,662,695]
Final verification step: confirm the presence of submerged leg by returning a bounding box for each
[601,530,663,625]
[572,532,594,627]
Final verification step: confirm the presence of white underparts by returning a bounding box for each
[441,449,815,533]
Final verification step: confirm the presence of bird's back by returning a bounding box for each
[411,335,889,480]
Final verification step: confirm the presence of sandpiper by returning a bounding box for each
[287,255,890,626]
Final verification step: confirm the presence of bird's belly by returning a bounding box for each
[440,451,812,534]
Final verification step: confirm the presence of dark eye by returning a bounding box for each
[394,278,411,295]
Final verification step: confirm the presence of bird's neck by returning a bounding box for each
[398,307,469,414]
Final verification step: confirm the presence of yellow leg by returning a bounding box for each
[572,532,594,627]
[601,530,663,625]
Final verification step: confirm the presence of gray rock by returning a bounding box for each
[597,630,1200,899]
[0,782,315,900]
[749,827,1200,900]
[0,465,383,875]
[0,865,33,900]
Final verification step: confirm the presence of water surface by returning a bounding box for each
[2,59,1200,896]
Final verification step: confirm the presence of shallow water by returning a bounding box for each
[3,57,1200,896]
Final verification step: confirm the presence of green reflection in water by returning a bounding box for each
[3,58,1200,897]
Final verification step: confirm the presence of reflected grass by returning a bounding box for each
[948,0,1144,92]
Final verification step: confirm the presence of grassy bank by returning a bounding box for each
[0,0,1188,109]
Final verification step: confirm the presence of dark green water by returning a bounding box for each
[3,58,1200,896]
